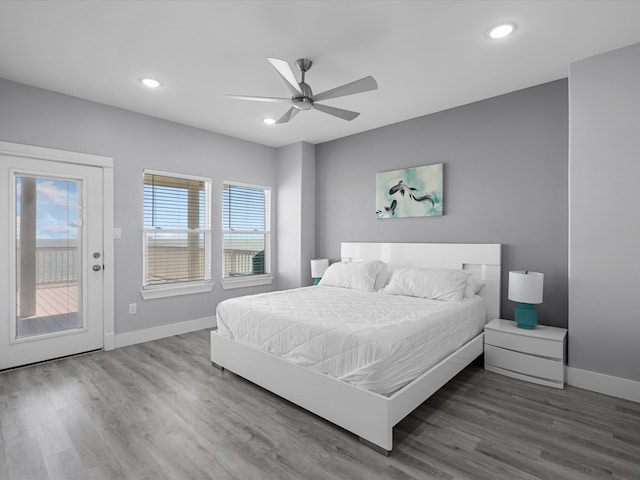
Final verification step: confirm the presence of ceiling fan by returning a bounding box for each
[226,58,378,124]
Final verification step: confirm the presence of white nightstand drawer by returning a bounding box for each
[485,345,564,382]
[485,329,563,360]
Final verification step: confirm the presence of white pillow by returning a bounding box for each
[319,260,386,291]
[380,268,471,302]
[464,277,485,298]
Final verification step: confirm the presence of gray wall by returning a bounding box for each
[0,78,278,335]
[276,141,315,289]
[316,80,569,327]
[569,43,640,381]
[299,142,316,286]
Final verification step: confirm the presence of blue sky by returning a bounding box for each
[16,176,78,240]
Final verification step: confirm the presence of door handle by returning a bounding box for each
[93,265,102,272]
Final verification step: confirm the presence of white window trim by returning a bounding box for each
[220,274,273,290]
[141,169,212,298]
[221,180,272,288]
[140,280,214,299]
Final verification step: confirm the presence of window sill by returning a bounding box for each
[221,275,274,290]
[141,282,214,300]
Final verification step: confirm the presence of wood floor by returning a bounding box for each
[1,329,638,480]
[17,285,79,338]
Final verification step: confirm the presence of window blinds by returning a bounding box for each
[144,174,205,229]
[143,172,211,286]
[222,183,270,278]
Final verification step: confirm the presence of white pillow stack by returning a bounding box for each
[319,262,485,301]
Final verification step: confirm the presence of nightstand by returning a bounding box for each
[484,319,567,389]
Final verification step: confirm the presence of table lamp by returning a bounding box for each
[508,270,544,329]
[310,259,329,285]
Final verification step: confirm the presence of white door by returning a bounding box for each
[0,154,104,370]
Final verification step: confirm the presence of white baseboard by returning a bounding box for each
[114,316,216,349]
[567,366,640,403]
[104,332,115,351]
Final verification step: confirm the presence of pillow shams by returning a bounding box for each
[381,268,471,302]
[319,260,386,291]
[464,276,485,298]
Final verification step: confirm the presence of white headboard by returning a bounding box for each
[340,242,502,322]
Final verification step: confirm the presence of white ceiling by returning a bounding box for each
[1,1,640,148]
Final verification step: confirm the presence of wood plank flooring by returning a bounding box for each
[1,329,638,480]
[17,285,79,338]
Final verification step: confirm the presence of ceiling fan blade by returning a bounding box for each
[267,58,303,97]
[276,106,299,124]
[225,94,290,103]
[313,103,360,121]
[313,76,378,102]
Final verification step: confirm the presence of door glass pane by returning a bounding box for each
[15,175,82,338]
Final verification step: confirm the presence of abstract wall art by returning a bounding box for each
[376,163,443,218]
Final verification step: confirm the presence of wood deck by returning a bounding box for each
[16,284,80,338]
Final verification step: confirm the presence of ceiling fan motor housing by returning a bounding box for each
[293,96,313,111]
[294,81,314,110]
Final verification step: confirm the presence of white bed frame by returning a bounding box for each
[210,242,501,453]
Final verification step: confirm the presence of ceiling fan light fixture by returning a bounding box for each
[487,23,516,39]
[226,57,377,124]
[140,77,162,88]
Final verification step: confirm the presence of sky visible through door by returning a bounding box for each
[15,176,78,240]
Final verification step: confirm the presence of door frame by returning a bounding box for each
[0,141,115,351]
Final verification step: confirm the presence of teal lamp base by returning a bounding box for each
[313,278,321,285]
[514,303,538,329]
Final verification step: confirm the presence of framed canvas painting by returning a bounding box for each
[376,163,443,218]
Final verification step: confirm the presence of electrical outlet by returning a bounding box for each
[129,303,137,315]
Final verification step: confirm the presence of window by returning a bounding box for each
[222,182,271,288]
[142,170,212,297]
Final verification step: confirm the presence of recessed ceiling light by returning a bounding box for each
[263,118,276,125]
[487,23,516,39]
[140,77,162,88]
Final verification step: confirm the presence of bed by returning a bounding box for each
[210,242,501,453]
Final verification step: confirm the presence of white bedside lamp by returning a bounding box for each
[508,270,544,329]
[310,259,329,285]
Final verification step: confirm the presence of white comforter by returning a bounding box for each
[216,286,487,395]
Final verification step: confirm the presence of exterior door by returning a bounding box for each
[0,154,104,370]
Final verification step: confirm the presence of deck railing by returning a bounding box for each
[223,248,262,277]
[16,243,79,286]
[35,245,79,284]
[18,244,264,286]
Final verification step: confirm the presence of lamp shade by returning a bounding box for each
[508,271,544,304]
[310,259,329,278]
